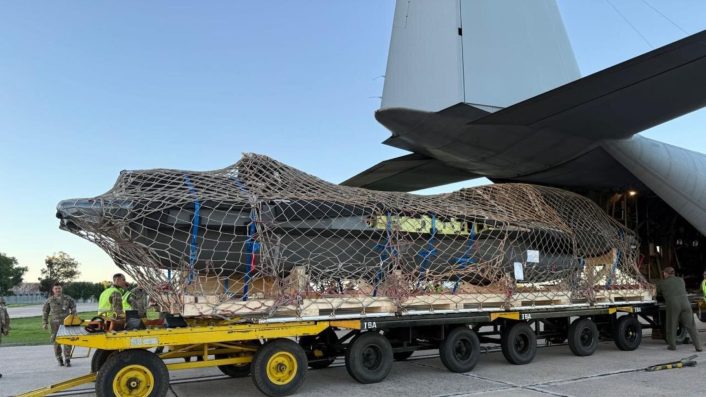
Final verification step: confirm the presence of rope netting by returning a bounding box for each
[57,154,651,318]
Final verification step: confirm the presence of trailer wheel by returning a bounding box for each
[300,328,338,369]
[95,349,169,397]
[439,327,480,373]
[613,315,642,351]
[501,322,537,365]
[393,351,414,361]
[215,353,251,378]
[676,324,689,344]
[345,331,393,384]
[568,318,598,356]
[251,339,307,397]
[91,349,115,373]
[215,341,260,378]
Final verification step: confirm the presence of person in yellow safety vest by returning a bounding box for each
[702,270,706,302]
[98,273,131,318]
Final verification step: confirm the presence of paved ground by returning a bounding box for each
[2,326,705,397]
[7,303,98,319]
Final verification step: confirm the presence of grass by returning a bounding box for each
[1,311,96,346]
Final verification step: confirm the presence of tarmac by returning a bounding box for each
[1,324,705,397]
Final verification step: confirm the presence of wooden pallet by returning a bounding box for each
[181,289,604,318]
[594,288,654,303]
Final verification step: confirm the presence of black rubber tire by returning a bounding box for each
[95,349,169,397]
[568,318,599,356]
[345,332,393,384]
[393,351,414,361]
[300,328,338,369]
[215,341,260,378]
[251,339,307,397]
[91,349,114,373]
[215,354,251,378]
[676,324,689,344]
[613,315,642,351]
[439,327,480,373]
[501,322,537,365]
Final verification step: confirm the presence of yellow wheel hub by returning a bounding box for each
[266,352,298,385]
[113,364,155,396]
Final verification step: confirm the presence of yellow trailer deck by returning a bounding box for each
[17,302,668,397]
[18,319,360,397]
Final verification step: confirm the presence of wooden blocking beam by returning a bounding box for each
[183,275,278,299]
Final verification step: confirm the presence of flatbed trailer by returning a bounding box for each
[18,301,671,397]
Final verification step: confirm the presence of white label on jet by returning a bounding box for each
[514,262,524,281]
[527,250,540,263]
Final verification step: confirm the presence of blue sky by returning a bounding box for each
[1,1,705,282]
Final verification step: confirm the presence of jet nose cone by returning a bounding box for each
[56,198,98,218]
[56,198,133,231]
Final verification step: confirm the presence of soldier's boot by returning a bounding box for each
[57,357,64,366]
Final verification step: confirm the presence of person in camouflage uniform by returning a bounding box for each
[0,296,10,379]
[126,286,148,317]
[98,273,130,317]
[656,267,703,352]
[42,283,77,367]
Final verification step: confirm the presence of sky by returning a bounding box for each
[1,0,705,283]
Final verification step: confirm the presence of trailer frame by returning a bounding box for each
[17,301,672,397]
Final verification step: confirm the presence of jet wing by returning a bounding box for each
[346,29,706,191]
[341,153,482,191]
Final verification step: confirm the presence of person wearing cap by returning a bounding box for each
[42,282,77,367]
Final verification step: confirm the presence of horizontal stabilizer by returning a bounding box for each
[365,30,706,189]
[477,29,706,140]
[342,153,481,191]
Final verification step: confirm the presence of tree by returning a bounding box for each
[63,281,105,301]
[0,252,28,295]
[38,252,81,294]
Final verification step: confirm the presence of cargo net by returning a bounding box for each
[57,154,652,319]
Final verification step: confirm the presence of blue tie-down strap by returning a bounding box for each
[183,175,201,285]
[242,239,261,301]
[605,249,622,289]
[372,243,398,297]
[450,257,477,294]
[416,245,437,288]
[372,212,399,297]
[457,225,477,260]
[450,225,478,293]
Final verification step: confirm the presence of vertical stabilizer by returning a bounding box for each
[381,0,580,112]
